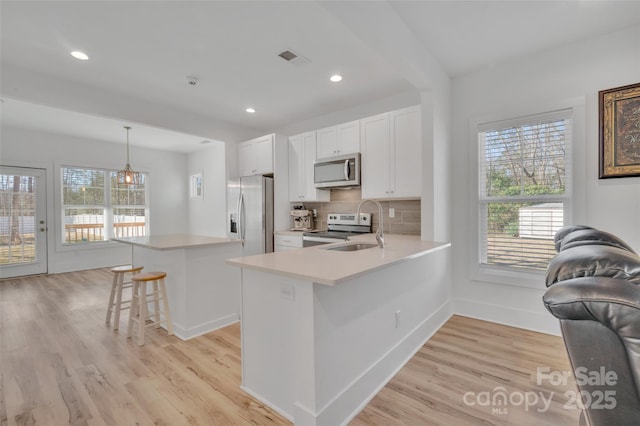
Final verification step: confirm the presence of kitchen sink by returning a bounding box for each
[323,243,378,252]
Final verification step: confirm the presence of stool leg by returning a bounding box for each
[153,280,161,328]
[106,271,118,325]
[138,281,148,346]
[113,272,125,330]
[159,278,173,336]
[127,281,139,339]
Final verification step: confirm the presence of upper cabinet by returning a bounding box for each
[288,132,330,202]
[238,134,274,176]
[316,120,360,159]
[361,106,421,199]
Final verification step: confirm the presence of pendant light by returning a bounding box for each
[117,126,141,185]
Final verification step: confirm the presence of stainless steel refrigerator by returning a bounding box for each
[227,175,274,256]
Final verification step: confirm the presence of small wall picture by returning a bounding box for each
[599,82,640,178]
[190,172,203,198]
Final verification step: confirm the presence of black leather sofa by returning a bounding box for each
[543,226,640,426]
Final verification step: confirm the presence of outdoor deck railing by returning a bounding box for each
[64,222,145,243]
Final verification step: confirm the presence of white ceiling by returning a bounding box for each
[391,1,640,77]
[2,1,640,152]
[0,98,215,151]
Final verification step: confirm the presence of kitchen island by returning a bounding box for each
[113,234,241,340]
[227,234,452,425]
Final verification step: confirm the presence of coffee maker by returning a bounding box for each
[291,205,314,231]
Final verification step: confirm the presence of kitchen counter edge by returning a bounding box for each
[112,234,240,251]
[226,234,450,286]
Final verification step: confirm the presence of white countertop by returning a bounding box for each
[112,234,240,250]
[226,234,450,286]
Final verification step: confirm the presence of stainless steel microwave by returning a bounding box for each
[314,153,360,188]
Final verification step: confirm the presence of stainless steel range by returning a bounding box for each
[302,213,372,247]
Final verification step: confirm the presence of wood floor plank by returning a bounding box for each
[1,269,578,425]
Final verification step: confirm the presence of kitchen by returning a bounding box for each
[2,1,640,425]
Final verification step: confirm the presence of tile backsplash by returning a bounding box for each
[298,188,421,235]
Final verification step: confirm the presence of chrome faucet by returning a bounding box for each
[356,199,384,248]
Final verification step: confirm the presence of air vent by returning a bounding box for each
[278,49,311,67]
[278,50,298,61]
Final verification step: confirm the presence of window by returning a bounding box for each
[190,172,203,198]
[62,166,148,244]
[478,109,571,272]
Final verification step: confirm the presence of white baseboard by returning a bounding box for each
[240,385,294,423]
[453,298,561,336]
[304,301,453,426]
[169,313,240,340]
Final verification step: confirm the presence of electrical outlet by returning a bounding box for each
[389,208,395,218]
[280,284,295,301]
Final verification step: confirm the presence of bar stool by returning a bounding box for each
[127,271,174,346]
[106,265,144,330]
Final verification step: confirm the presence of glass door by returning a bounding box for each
[0,166,47,278]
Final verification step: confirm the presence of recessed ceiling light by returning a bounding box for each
[246,107,256,114]
[70,51,89,61]
[330,74,343,82]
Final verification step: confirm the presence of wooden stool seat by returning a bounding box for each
[110,265,144,274]
[130,271,167,281]
[128,271,173,346]
[106,264,144,330]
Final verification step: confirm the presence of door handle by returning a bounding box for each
[344,159,350,180]
[239,193,245,246]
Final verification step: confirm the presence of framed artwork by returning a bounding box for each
[190,172,203,199]
[599,82,640,178]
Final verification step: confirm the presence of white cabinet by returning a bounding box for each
[238,134,274,176]
[274,233,303,252]
[316,120,360,159]
[288,132,330,202]
[361,106,421,199]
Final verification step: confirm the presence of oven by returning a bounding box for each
[302,213,372,247]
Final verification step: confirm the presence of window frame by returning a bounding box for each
[57,163,149,250]
[468,98,585,289]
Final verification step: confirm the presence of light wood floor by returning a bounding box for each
[1,269,579,425]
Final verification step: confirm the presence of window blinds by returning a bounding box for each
[478,109,572,272]
[62,167,148,244]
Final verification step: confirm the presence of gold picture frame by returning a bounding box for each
[599,82,640,178]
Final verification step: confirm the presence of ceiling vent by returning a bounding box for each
[278,49,311,67]
[279,50,297,61]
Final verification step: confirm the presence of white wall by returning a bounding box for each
[1,126,188,273]
[187,141,227,237]
[451,24,640,334]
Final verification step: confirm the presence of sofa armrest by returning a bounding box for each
[544,277,640,425]
[543,276,640,321]
[545,245,640,287]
